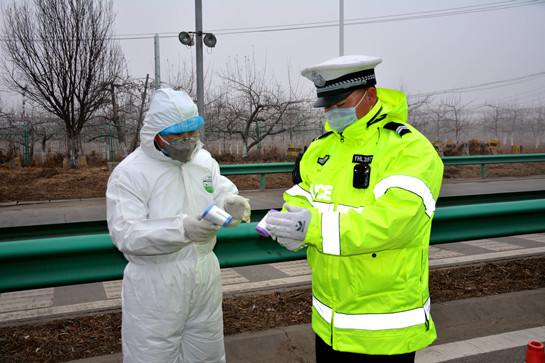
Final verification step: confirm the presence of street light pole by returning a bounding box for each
[178,0,217,144]
[195,0,205,143]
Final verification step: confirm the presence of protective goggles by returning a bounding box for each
[158,132,199,145]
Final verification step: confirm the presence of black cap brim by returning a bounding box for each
[313,89,354,108]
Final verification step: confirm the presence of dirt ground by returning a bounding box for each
[1,161,544,203]
[1,257,544,363]
[0,160,544,362]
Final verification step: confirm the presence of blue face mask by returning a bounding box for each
[325,89,368,132]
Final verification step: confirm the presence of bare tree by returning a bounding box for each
[208,56,312,157]
[165,57,198,98]
[406,94,434,136]
[528,106,545,150]
[438,94,473,144]
[106,75,150,157]
[1,0,124,167]
[482,103,506,141]
[501,103,524,147]
[427,102,450,143]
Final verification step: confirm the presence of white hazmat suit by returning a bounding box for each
[106,89,239,362]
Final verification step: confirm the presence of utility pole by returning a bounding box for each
[339,0,344,56]
[154,34,161,90]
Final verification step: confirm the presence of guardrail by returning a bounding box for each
[3,189,545,243]
[220,154,545,189]
[1,197,545,293]
[440,154,545,178]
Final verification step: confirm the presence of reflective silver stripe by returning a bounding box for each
[335,298,431,330]
[337,204,364,214]
[314,201,333,213]
[312,295,332,324]
[313,297,431,331]
[285,185,314,205]
[396,125,409,134]
[285,186,364,214]
[285,186,332,213]
[373,175,436,217]
[322,211,340,255]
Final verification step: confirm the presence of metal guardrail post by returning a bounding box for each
[260,174,266,191]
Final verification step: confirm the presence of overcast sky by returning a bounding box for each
[110,0,545,109]
[2,0,545,110]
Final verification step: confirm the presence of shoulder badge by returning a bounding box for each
[313,131,334,141]
[384,122,411,137]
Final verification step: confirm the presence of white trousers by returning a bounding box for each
[121,252,225,363]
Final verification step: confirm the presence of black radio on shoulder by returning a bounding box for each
[353,163,371,189]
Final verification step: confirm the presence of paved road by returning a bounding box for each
[1,175,544,362]
[1,175,544,227]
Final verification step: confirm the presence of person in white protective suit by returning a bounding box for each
[106,88,251,363]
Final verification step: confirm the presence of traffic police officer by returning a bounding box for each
[266,55,444,361]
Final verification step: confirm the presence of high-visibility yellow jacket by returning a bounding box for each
[284,88,444,355]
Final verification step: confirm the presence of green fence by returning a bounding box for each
[220,154,545,190]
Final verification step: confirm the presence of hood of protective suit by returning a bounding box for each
[140,88,199,161]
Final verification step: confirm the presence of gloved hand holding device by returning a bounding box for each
[183,214,220,242]
[224,195,251,227]
[265,204,311,250]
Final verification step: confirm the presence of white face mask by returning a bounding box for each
[158,135,202,163]
[325,89,368,132]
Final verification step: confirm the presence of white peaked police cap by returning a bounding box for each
[301,55,382,108]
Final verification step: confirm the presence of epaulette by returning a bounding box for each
[313,131,333,141]
[383,122,411,137]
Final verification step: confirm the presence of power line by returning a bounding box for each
[1,1,541,42]
[110,0,545,40]
[408,72,545,98]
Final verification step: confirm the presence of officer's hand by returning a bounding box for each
[224,195,251,227]
[277,236,306,251]
[266,204,310,241]
[183,215,220,242]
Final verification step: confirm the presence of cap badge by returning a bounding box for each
[311,72,326,87]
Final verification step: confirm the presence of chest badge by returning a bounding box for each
[317,155,330,166]
[352,154,373,164]
[203,176,214,193]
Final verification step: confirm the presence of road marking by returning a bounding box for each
[430,246,545,267]
[0,288,54,312]
[0,299,121,324]
[272,260,311,276]
[429,246,464,259]
[518,233,545,243]
[222,269,250,285]
[222,275,312,294]
[102,281,122,299]
[462,239,523,251]
[416,326,545,362]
